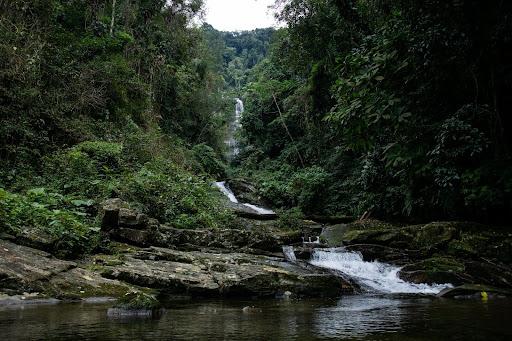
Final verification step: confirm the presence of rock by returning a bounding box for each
[0,239,76,294]
[344,244,423,265]
[242,306,262,313]
[118,208,138,226]
[107,307,164,318]
[45,267,133,300]
[124,226,302,253]
[228,202,277,220]
[226,178,267,207]
[110,228,155,247]
[321,224,353,247]
[98,198,124,230]
[437,284,512,298]
[412,222,458,249]
[398,257,470,285]
[101,248,353,298]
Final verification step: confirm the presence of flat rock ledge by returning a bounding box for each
[101,247,353,298]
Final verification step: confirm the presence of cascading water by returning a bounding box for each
[213,181,275,216]
[282,246,297,263]
[310,248,452,294]
[213,181,238,203]
[225,98,244,160]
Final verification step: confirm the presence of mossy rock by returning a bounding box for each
[399,256,468,285]
[115,291,161,310]
[411,222,458,249]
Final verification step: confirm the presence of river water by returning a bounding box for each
[1,296,511,340]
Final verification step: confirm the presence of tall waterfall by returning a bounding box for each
[311,249,452,294]
[225,98,244,160]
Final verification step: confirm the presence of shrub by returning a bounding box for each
[192,143,226,178]
[119,159,234,229]
[0,188,99,258]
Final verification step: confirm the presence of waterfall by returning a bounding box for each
[213,181,238,203]
[310,248,452,294]
[214,181,275,216]
[225,98,244,160]
[282,246,297,263]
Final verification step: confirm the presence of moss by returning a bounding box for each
[411,222,458,248]
[416,256,466,273]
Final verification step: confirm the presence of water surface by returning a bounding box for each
[1,295,510,340]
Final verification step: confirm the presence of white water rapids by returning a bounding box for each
[310,248,452,294]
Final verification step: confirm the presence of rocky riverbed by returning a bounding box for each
[1,196,512,305]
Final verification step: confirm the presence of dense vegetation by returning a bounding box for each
[236,0,512,224]
[0,0,233,257]
[1,0,511,260]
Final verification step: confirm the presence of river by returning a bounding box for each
[1,296,511,340]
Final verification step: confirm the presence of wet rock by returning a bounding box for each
[226,178,267,207]
[398,257,470,286]
[101,248,352,298]
[344,244,422,265]
[242,306,262,313]
[437,284,512,298]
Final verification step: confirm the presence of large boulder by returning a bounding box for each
[98,198,125,230]
[99,199,156,231]
[0,239,76,294]
[101,247,353,298]
[0,239,132,299]
[226,178,267,207]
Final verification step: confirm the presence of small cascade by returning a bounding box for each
[282,246,297,263]
[214,181,275,216]
[213,181,238,203]
[242,203,275,215]
[310,248,452,294]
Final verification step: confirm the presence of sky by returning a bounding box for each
[204,0,280,31]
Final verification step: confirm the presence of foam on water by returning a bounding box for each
[310,249,452,294]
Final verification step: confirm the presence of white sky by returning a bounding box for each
[204,0,280,31]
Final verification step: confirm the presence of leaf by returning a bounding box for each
[375,76,384,81]
[71,199,94,207]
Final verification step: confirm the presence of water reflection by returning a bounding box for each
[1,296,511,340]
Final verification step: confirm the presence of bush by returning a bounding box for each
[118,159,234,229]
[276,207,304,230]
[192,143,226,178]
[0,188,99,258]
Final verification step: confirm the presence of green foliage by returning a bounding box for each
[235,0,512,223]
[0,188,99,258]
[118,159,234,229]
[192,143,227,178]
[276,207,304,230]
[115,291,161,310]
